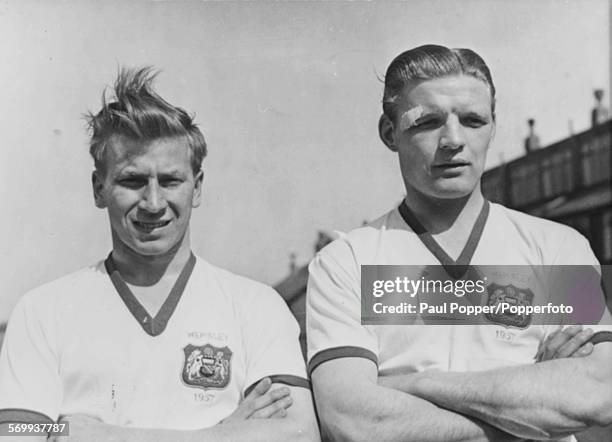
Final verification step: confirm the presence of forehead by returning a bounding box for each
[103,136,192,173]
[398,75,492,114]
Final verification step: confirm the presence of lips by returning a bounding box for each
[433,161,470,169]
[132,220,171,232]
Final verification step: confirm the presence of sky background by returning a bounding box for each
[0,0,609,321]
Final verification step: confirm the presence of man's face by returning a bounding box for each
[383,75,495,200]
[93,136,203,258]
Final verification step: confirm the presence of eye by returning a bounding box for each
[160,178,183,187]
[118,178,145,189]
[412,117,444,131]
[461,115,489,128]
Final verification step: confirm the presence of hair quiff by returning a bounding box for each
[86,67,207,175]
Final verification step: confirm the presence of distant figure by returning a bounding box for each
[524,118,540,154]
[0,323,6,352]
[289,252,297,273]
[314,230,332,253]
[591,89,609,127]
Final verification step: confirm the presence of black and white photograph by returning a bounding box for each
[0,1,610,441]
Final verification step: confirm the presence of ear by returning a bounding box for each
[92,171,107,209]
[378,114,398,152]
[489,119,497,146]
[192,169,204,208]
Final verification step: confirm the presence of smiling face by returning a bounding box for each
[380,75,496,201]
[93,136,203,259]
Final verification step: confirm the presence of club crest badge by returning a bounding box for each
[485,283,534,328]
[182,343,232,389]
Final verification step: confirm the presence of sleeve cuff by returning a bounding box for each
[588,331,612,345]
[244,374,310,397]
[308,346,378,377]
[0,408,55,425]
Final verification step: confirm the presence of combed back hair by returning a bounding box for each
[382,44,496,122]
[86,67,207,175]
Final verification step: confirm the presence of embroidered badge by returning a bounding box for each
[182,343,232,389]
[485,283,534,328]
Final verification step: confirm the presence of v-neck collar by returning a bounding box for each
[104,252,196,337]
[398,200,490,278]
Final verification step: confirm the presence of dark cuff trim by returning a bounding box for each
[308,346,378,377]
[244,375,310,397]
[0,408,55,425]
[588,331,612,345]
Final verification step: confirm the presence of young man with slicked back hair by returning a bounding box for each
[307,45,612,442]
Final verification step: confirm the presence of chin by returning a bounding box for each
[434,189,473,199]
[129,240,177,257]
[427,182,478,200]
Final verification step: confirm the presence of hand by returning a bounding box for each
[50,414,106,442]
[536,325,594,362]
[221,377,293,423]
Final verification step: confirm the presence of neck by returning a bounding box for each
[110,231,192,286]
[404,187,485,234]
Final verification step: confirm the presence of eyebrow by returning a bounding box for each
[117,167,184,175]
[417,109,445,117]
[114,170,144,179]
[413,108,491,123]
[158,171,186,179]
[413,109,446,123]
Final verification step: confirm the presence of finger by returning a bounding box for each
[548,325,564,339]
[572,342,594,358]
[554,327,592,358]
[545,325,583,359]
[250,396,293,419]
[539,326,565,358]
[250,377,272,397]
[228,380,272,421]
[237,386,290,419]
[555,328,594,358]
[250,387,291,411]
[560,324,584,338]
[235,378,274,419]
[270,408,288,419]
[545,325,564,343]
[542,333,568,359]
[535,335,551,361]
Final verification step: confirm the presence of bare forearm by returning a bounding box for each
[57,385,318,442]
[382,354,612,439]
[316,378,521,441]
[56,419,315,442]
[53,424,204,442]
[373,386,523,442]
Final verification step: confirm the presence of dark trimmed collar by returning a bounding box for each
[398,200,490,278]
[104,252,196,336]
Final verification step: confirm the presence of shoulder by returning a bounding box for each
[18,261,106,309]
[491,203,583,241]
[314,208,398,267]
[195,256,291,316]
[490,203,596,264]
[6,261,105,336]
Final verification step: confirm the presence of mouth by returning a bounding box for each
[132,220,171,233]
[433,161,471,170]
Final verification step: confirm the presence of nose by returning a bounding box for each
[439,115,465,151]
[139,180,167,214]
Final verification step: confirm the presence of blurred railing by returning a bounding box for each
[482,121,611,210]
